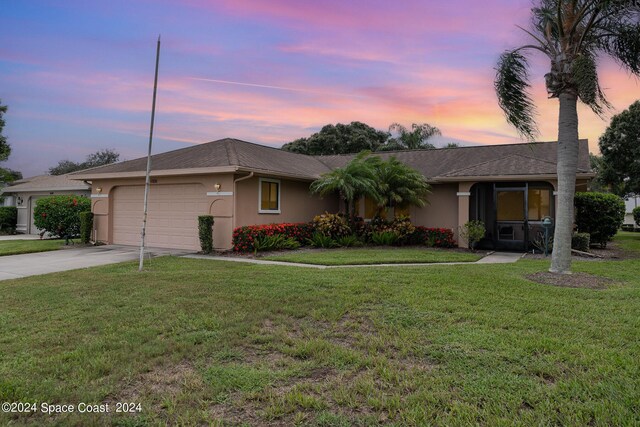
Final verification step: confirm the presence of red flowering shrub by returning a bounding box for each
[33,195,91,237]
[409,226,456,248]
[232,223,314,252]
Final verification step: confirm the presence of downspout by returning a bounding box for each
[232,172,254,231]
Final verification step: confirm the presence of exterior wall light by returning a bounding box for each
[214,183,221,192]
[96,187,103,194]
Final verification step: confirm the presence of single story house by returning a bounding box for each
[70,138,593,251]
[623,196,639,229]
[1,174,91,234]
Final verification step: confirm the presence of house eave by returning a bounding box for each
[0,186,90,194]
[432,172,595,183]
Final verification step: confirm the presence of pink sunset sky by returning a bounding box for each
[1,0,639,177]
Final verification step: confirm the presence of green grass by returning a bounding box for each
[0,234,639,426]
[262,247,481,265]
[0,239,75,256]
[615,230,640,254]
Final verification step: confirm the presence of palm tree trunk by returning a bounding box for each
[550,92,579,274]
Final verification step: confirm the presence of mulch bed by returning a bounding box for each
[524,240,635,262]
[526,272,615,290]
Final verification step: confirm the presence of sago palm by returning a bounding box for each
[366,156,431,214]
[495,0,640,274]
[310,152,379,215]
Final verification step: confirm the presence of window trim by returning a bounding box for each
[258,178,281,214]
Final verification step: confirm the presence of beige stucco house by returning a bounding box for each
[1,174,91,234]
[70,138,593,251]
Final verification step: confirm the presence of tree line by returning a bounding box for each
[281,122,459,156]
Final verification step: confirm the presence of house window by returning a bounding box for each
[497,190,525,221]
[528,188,551,220]
[259,178,280,213]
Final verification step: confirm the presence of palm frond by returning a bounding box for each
[495,50,538,140]
[572,53,612,116]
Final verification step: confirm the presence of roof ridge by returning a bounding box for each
[225,139,239,165]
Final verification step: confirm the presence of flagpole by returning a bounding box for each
[139,35,161,271]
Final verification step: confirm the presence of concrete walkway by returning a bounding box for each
[0,245,191,281]
[0,234,43,241]
[184,251,524,269]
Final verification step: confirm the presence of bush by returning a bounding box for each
[0,206,17,233]
[335,235,362,247]
[253,234,300,253]
[233,223,314,252]
[458,220,486,250]
[574,192,625,247]
[532,230,554,254]
[79,211,93,244]
[198,215,214,253]
[633,206,640,227]
[312,212,351,238]
[370,231,399,246]
[622,224,635,232]
[307,232,338,248]
[409,226,456,248]
[571,232,590,252]
[33,195,91,238]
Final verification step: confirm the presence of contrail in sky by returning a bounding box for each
[189,77,365,98]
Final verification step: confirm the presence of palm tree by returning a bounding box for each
[365,156,431,215]
[380,123,441,151]
[495,0,640,274]
[310,152,379,215]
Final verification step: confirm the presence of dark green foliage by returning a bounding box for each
[495,51,537,139]
[571,232,591,252]
[335,235,362,248]
[599,100,640,196]
[49,149,120,175]
[33,196,91,238]
[307,233,338,248]
[365,156,431,212]
[253,234,300,253]
[79,211,93,244]
[0,206,17,233]
[634,206,640,226]
[572,53,611,116]
[370,231,399,246]
[574,192,625,247]
[282,122,389,155]
[198,215,214,253]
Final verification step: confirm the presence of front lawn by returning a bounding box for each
[262,247,482,265]
[0,233,639,425]
[0,239,74,256]
[614,230,640,255]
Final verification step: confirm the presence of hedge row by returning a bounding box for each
[232,221,455,252]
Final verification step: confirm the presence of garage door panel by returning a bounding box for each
[112,184,207,250]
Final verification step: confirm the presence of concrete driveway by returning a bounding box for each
[0,245,192,281]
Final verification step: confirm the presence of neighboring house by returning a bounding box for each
[1,174,91,234]
[624,196,639,228]
[70,138,593,251]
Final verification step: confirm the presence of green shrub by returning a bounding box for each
[408,226,457,247]
[79,211,93,244]
[335,235,362,247]
[198,215,214,253]
[232,223,313,252]
[633,206,640,227]
[458,220,486,250]
[532,230,554,254]
[0,206,18,233]
[574,192,625,247]
[33,195,91,238]
[307,232,338,248]
[571,232,590,252]
[253,234,300,253]
[370,231,399,246]
[621,224,635,232]
[312,212,351,238]
[389,216,416,244]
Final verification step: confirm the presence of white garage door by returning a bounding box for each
[112,184,208,250]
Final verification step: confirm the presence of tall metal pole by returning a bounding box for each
[139,35,161,271]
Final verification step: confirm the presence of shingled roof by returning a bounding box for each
[1,174,90,193]
[318,140,592,181]
[70,138,592,181]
